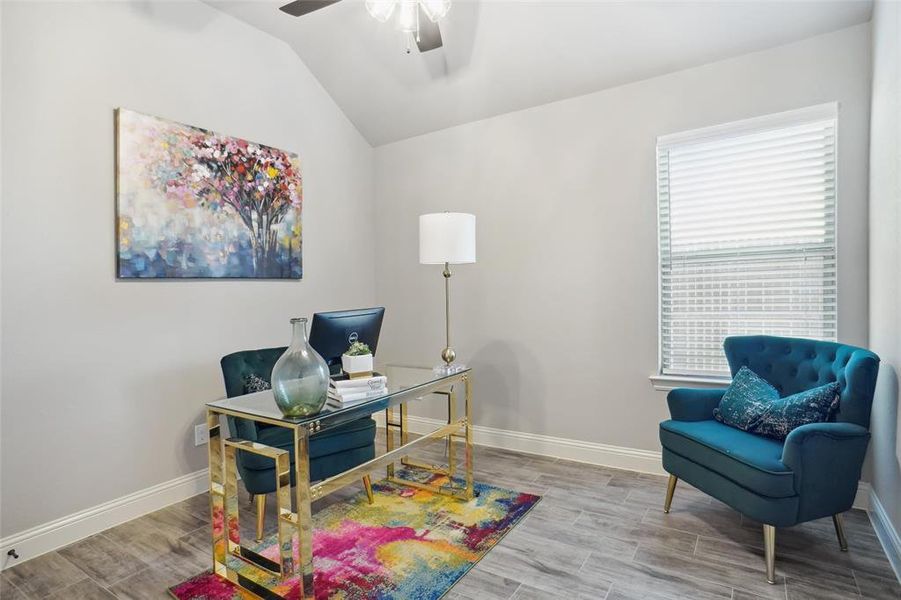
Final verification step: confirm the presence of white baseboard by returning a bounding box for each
[868,487,901,582]
[380,414,872,511]
[380,413,666,475]
[0,468,208,571]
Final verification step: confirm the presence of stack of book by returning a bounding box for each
[327,373,388,405]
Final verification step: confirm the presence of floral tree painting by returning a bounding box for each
[116,109,302,278]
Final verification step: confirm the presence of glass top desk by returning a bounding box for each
[205,366,473,600]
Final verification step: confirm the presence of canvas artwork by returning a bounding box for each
[116,109,302,278]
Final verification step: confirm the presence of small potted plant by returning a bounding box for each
[342,341,374,378]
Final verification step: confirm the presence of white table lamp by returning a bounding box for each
[419,212,476,370]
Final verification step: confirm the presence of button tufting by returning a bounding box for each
[783,346,791,355]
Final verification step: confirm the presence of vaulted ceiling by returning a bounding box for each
[207,1,873,146]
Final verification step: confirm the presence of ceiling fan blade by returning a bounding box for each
[278,0,341,17]
[416,12,443,52]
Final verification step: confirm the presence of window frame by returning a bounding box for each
[653,103,840,386]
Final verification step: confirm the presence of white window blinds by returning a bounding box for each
[657,104,838,378]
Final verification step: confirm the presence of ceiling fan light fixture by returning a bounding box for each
[365,0,396,23]
[362,0,447,52]
[419,0,451,22]
[396,0,419,33]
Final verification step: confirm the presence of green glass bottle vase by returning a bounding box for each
[271,317,329,418]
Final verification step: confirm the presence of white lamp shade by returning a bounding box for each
[419,212,476,265]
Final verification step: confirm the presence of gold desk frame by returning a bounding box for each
[206,370,473,600]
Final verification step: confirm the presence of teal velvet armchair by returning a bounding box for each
[220,348,377,540]
[659,335,880,584]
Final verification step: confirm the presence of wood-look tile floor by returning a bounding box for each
[4,431,899,599]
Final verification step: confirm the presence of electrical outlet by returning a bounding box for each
[194,424,209,447]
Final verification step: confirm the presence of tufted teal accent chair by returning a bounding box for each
[659,335,880,584]
[221,348,377,540]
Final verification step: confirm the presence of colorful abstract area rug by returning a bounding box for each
[169,470,540,600]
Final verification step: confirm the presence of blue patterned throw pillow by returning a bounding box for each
[714,366,840,440]
[243,373,271,394]
[751,382,840,440]
[714,366,779,430]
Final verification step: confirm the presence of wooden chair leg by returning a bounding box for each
[663,474,678,513]
[255,493,266,542]
[833,513,849,551]
[363,475,374,505]
[763,524,776,584]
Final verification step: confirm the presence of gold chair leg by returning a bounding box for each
[763,524,776,584]
[663,474,678,513]
[833,513,849,552]
[363,475,374,505]
[255,493,266,542]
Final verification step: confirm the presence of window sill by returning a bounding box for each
[649,374,731,392]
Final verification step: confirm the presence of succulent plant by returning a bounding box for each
[345,341,372,356]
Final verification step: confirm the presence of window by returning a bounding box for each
[657,104,838,378]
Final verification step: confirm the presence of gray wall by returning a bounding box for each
[373,24,872,453]
[0,1,375,536]
[865,0,901,541]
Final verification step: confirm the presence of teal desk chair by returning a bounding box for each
[659,335,880,584]
[220,347,377,540]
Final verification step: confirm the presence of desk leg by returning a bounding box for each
[223,444,241,559]
[207,410,229,580]
[447,388,457,478]
[275,452,296,576]
[385,407,395,478]
[464,374,474,499]
[400,401,409,455]
[293,426,314,599]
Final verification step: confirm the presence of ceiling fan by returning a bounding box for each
[278,0,448,53]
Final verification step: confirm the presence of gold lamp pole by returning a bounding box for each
[419,213,476,372]
[441,262,455,365]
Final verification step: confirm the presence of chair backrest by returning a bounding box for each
[220,347,287,398]
[723,335,880,429]
[220,347,287,441]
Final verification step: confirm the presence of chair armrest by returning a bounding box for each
[666,388,726,421]
[783,422,870,450]
[781,422,870,516]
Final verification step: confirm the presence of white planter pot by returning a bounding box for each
[342,353,373,375]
